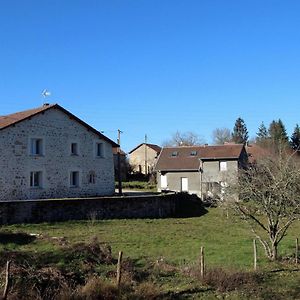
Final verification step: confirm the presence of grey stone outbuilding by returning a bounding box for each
[0,103,118,200]
[155,144,248,199]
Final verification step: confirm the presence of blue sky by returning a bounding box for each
[1,1,300,152]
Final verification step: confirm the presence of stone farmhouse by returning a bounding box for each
[0,103,118,201]
[155,144,248,199]
[129,143,161,175]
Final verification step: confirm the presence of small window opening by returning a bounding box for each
[30,138,43,155]
[171,151,178,157]
[70,171,79,187]
[30,171,42,188]
[96,143,104,157]
[71,143,78,155]
[89,171,96,184]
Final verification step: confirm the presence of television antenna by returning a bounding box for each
[42,89,51,98]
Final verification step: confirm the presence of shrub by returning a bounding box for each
[201,268,262,292]
[134,281,162,299]
[79,277,119,300]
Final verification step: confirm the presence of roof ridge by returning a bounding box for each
[1,103,56,118]
[0,103,118,147]
[162,144,243,149]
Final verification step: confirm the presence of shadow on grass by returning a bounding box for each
[0,232,36,245]
[173,193,208,218]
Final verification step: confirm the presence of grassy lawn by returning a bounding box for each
[1,207,300,298]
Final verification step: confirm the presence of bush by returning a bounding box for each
[201,268,262,292]
[116,181,156,191]
[134,281,162,299]
[79,277,119,300]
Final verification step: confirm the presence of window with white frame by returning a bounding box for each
[30,171,43,188]
[219,161,227,171]
[96,142,104,157]
[71,142,79,155]
[70,171,79,187]
[89,171,96,184]
[30,138,43,155]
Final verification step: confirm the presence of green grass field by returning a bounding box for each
[1,207,300,298]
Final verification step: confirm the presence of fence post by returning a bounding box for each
[200,246,205,279]
[296,238,298,265]
[3,260,11,300]
[253,239,257,271]
[116,251,123,289]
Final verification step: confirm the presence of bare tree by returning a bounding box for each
[212,128,232,145]
[162,131,205,147]
[224,149,300,261]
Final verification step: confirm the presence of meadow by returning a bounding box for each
[1,207,299,299]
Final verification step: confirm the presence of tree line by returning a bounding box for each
[163,118,300,151]
[213,118,300,150]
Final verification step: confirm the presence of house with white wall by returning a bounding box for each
[155,144,248,199]
[0,103,118,200]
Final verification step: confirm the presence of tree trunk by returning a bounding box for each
[270,243,278,261]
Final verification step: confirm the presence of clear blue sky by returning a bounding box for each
[1,1,300,152]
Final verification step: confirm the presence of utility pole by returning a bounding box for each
[117,129,123,195]
[144,134,148,175]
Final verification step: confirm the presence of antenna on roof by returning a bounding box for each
[41,89,51,104]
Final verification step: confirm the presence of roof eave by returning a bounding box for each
[155,168,200,172]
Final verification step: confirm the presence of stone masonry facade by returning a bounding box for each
[0,107,115,200]
[129,144,159,174]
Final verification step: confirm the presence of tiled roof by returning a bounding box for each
[129,143,161,154]
[155,144,245,171]
[0,104,56,129]
[0,103,118,147]
[245,144,277,163]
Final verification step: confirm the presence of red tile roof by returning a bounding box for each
[0,104,55,129]
[155,144,245,171]
[0,103,118,147]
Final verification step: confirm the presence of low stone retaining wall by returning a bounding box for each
[0,193,204,224]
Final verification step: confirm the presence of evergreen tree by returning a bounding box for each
[232,117,249,144]
[268,119,288,146]
[256,122,268,143]
[290,124,300,151]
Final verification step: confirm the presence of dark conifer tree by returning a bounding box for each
[268,119,288,145]
[290,124,300,151]
[256,122,268,143]
[232,117,249,144]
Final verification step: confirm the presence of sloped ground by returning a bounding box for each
[0,207,299,299]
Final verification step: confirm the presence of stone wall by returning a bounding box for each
[0,193,204,225]
[0,107,115,200]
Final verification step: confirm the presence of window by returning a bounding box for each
[30,138,43,155]
[190,150,197,156]
[70,171,79,187]
[171,151,178,157]
[96,142,104,157]
[219,161,227,171]
[71,143,78,155]
[30,171,42,188]
[89,171,96,184]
